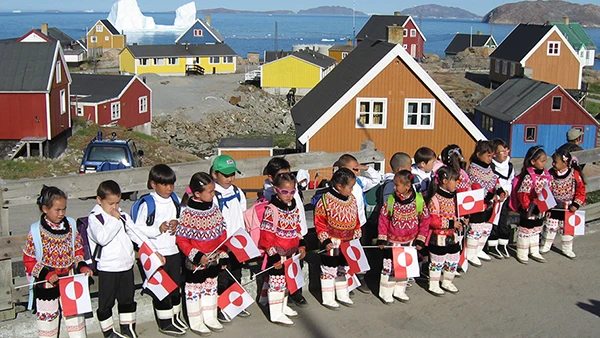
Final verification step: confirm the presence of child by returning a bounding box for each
[540,149,586,259]
[412,147,437,195]
[132,164,186,335]
[314,168,361,309]
[88,180,161,338]
[489,139,515,258]
[211,155,250,321]
[263,157,308,307]
[440,145,471,193]
[176,172,229,335]
[377,170,429,304]
[425,167,462,295]
[23,186,93,338]
[259,173,307,326]
[516,146,551,264]
[466,140,505,267]
[381,152,413,201]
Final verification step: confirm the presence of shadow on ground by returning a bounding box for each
[576,299,600,317]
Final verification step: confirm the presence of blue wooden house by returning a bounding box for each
[474,77,598,157]
[175,17,224,45]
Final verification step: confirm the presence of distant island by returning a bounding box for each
[483,0,600,27]
[197,6,366,16]
[400,4,480,19]
[297,6,367,16]
[196,8,293,15]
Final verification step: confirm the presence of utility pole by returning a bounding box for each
[470,26,473,48]
[274,21,278,51]
[490,11,494,38]
[352,0,356,45]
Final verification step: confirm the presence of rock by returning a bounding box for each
[422,53,441,64]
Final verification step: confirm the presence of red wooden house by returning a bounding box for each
[356,12,426,59]
[70,74,152,135]
[0,40,71,158]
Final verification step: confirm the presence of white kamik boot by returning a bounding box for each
[561,235,577,259]
[441,271,459,293]
[428,270,445,296]
[540,229,557,254]
[466,237,481,267]
[268,291,294,326]
[201,295,224,332]
[515,231,529,264]
[320,278,339,310]
[393,280,410,302]
[186,296,211,336]
[378,274,394,304]
[529,234,546,263]
[334,277,353,307]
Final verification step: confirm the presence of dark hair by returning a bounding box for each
[491,138,508,152]
[394,170,413,185]
[181,172,213,207]
[97,180,121,199]
[414,147,436,165]
[521,146,547,175]
[441,144,465,172]
[552,148,585,184]
[273,172,296,187]
[37,185,67,212]
[469,140,494,163]
[265,157,291,178]
[336,154,358,168]
[390,152,412,172]
[147,164,176,189]
[425,166,459,204]
[330,168,356,188]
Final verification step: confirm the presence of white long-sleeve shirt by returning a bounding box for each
[492,157,515,195]
[87,205,151,272]
[263,179,308,236]
[353,166,382,226]
[132,192,180,256]
[213,184,247,237]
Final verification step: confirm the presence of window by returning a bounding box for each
[525,126,537,142]
[502,61,508,75]
[153,58,164,66]
[209,56,220,64]
[342,52,348,59]
[104,36,109,41]
[76,107,83,117]
[223,56,234,64]
[356,98,387,128]
[193,29,203,37]
[494,59,500,74]
[552,96,562,111]
[140,58,148,66]
[403,29,408,37]
[60,89,66,114]
[482,114,494,132]
[410,29,416,37]
[167,57,178,65]
[111,102,121,120]
[56,61,61,83]
[403,44,408,50]
[96,25,103,32]
[139,96,148,114]
[547,41,560,56]
[90,36,97,43]
[510,63,516,76]
[404,99,435,129]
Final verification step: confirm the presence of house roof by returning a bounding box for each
[475,77,558,123]
[444,33,495,55]
[356,15,426,42]
[175,18,225,44]
[329,44,354,52]
[124,43,237,58]
[218,138,274,149]
[100,20,121,35]
[551,22,596,50]
[0,41,59,92]
[290,50,336,68]
[41,28,75,46]
[264,50,293,63]
[291,38,485,144]
[489,24,553,62]
[70,73,137,103]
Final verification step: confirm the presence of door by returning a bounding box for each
[410,44,416,58]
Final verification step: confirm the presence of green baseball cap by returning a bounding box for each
[213,155,239,175]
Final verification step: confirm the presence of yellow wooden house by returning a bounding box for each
[119,44,237,76]
[260,50,336,95]
[86,20,126,49]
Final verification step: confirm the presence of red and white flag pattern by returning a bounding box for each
[459,247,469,273]
[488,200,503,225]
[564,210,585,236]
[143,268,178,301]
[340,239,371,275]
[534,184,557,213]
[258,280,269,306]
[59,274,92,317]
[218,282,254,319]
[392,247,420,279]
[457,189,485,216]
[284,254,305,294]
[225,228,261,263]
[139,242,163,279]
[346,274,361,293]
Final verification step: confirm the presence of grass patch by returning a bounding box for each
[0,158,74,180]
[589,81,600,94]
[231,131,296,149]
[587,190,600,204]
[587,101,600,117]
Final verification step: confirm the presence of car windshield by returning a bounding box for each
[88,145,128,163]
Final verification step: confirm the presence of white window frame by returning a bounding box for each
[111,102,121,120]
[76,106,83,117]
[60,89,66,115]
[90,36,97,43]
[153,58,164,66]
[547,41,561,56]
[410,29,416,37]
[96,25,103,33]
[552,96,562,111]
[223,56,234,64]
[404,99,435,130]
[209,56,220,64]
[494,59,500,74]
[56,61,61,83]
[341,52,348,59]
[140,58,148,66]
[104,36,109,41]
[355,98,388,129]
[403,44,408,50]
[167,57,178,65]
[510,62,516,76]
[502,61,508,75]
[482,114,494,132]
[139,96,148,114]
[403,29,408,37]
[193,29,203,37]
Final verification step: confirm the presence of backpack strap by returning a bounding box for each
[215,186,242,212]
[386,194,395,218]
[131,194,155,226]
[430,195,440,215]
[169,192,181,218]
[415,192,424,215]
[266,204,279,229]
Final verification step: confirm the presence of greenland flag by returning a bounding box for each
[346,274,361,293]
[225,228,261,263]
[59,274,92,317]
[488,200,503,225]
[459,247,469,273]
[218,282,254,319]
[534,184,557,213]
[139,242,163,279]
[143,268,178,301]
[284,254,305,294]
[340,239,370,275]
[457,189,485,216]
[392,247,420,279]
[564,210,585,236]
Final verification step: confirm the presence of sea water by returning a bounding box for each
[0,12,599,69]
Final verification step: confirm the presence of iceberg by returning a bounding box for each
[174,2,197,28]
[107,0,196,32]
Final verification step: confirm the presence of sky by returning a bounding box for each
[0,0,598,16]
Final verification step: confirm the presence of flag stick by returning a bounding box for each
[362,246,397,249]
[14,274,84,290]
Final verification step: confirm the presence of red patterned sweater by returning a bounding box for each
[315,188,361,245]
[377,189,430,245]
[457,168,472,193]
[517,168,552,227]
[259,197,306,257]
[548,168,586,219]
[427,188,459,246]
[468,159,504,223]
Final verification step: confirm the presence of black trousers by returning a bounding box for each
[142,253,181,310]
[489,202,512,241]
[97,268,135,321]
[218,252,242,294]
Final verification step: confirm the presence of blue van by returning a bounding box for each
[79,132,143,174]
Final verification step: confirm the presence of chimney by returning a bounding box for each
[347,39,352,46]
[394,11,401,16]
[477,31,482,35]
[41,23,48,35]
[563,16,570,25]
[206,14,211,26]
[387,24,403,45]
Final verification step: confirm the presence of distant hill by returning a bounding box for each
[197,8,294,15]
[482,1,600,27]
[298,6,367,16]
[400,4,480,19]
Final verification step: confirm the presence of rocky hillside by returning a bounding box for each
[483,1,600,27]
[400,4,480,19]
[298,6,367,16]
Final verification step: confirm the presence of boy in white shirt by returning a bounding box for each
[411,147,437,196]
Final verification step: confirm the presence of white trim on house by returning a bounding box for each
[297,43,486,144]
[546,41,561,56]
[403,98,435,130]
[45,93,51,140]
[21,32,49,42]
[355,97,388,129]
[139,95,148,113]
[262,54,334,69]
[520,26,580,66]
[404,16,427,42]
[551,95,562,111]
